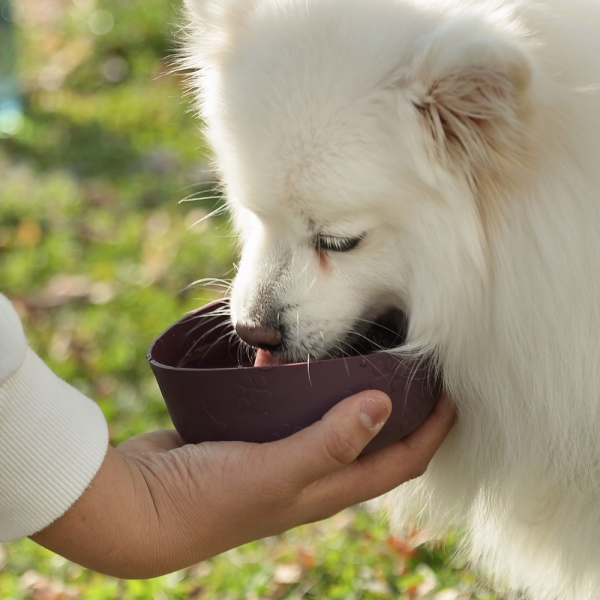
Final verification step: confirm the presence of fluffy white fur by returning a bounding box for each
[182,0,600,597]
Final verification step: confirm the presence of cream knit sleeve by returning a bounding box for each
[0,294,109,541]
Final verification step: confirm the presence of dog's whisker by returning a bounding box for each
[185,206,229,230]
[183,314,232,343]
[306,352,312,386]
[354,317,404,338]
[178,194,225,204]
[330,342,352,377]
[346,329,393,353]
[184,308,231,322]
[181,278,233,293]
[297,256,312,281]
[175,182,221,196]
[177,328,234,368]
[296,312,301,357]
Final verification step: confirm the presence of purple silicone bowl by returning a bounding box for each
[148,300,441,455]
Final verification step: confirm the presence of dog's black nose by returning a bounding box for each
[235,320,282,350]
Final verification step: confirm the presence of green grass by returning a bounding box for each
[0,1,498,597]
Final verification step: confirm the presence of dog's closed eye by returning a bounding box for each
[315,234,364,253]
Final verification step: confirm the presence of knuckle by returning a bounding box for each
[262,476,298,506]
[246,445,299,503]
[322,425,360,467]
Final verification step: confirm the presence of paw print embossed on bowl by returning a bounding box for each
[148,300,442,455]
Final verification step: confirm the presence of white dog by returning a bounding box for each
[182,0,600,597]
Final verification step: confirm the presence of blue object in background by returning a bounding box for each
[0,0,23,137]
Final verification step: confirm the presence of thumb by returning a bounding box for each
[265,390,392,489]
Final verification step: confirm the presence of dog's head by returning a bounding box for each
[183,0,535,362]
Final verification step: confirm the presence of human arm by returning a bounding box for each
[0,292,455,579]
[0,294,108,542]
[31,391,455,579]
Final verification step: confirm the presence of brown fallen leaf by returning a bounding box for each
[20,570,78,600]
[27,274,115,308]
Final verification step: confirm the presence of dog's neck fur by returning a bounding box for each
[394,74,600,595]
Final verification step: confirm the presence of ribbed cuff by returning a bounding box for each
[0,294,27,382]
[0,348,109,541]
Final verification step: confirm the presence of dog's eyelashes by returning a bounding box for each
[315,233,364,253]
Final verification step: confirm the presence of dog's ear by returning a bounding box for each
[411,36,533,189]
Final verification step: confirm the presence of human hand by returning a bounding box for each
[31,391,455,579]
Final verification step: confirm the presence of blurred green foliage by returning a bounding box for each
[0,0,232,443]
[0,0,498,597]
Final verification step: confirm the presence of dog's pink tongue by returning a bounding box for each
[254,349,284,367]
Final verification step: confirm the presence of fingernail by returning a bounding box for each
[360,397,390,430]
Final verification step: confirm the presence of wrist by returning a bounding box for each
[31,446,162,579]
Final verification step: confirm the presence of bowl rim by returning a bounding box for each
[147,300,410,374]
